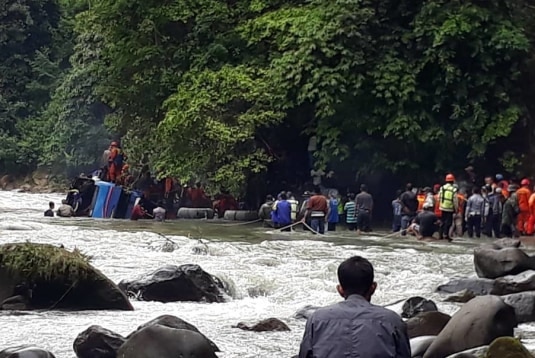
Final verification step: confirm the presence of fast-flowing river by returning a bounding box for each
[0,190,534,357]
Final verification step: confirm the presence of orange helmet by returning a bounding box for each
[110,141,118,147]
[445,174,455,182]
[521,178,530,186]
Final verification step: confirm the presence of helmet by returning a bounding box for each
[445,174,455,182]
[110,141,118,147]
[521,179,530,186]
[496,174,504,181]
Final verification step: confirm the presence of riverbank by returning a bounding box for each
[1,170,67,194]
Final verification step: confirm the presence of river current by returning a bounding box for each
[0,190,534,357]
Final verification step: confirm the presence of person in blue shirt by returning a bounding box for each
[275,193,292,230]
[328,193,340,231]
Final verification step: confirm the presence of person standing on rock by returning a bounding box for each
[299,256,411,358]
[438,174,458,241]
[400,183,418,236]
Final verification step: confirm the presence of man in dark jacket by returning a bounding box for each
[298,256,411,358]
[400,183,419,235]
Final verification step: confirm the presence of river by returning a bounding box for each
[0,190,534,357]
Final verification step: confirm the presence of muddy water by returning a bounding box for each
[0,191,533,357]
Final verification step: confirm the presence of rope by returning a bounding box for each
[221,219,263,227]
[277,222,304,232]
[48,280,78,310]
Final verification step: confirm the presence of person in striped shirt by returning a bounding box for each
[344,193,357,231]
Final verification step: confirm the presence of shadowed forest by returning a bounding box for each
[2,0,535,198]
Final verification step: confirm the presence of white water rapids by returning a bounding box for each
[0,191,534,357]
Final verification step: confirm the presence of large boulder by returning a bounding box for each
[437,278,495,296]
[474,247,535,279]
[118,265,225,303]
[423,296,517,358]
[486,336,533,358]
[493,270,535,295]
[234,318,290,332]
[0,243,132,310]
[502,291,535,324]
[443,289,476,303]
[407,311,451,339]
[401,297,438,319]
[73,325,126,358]
[0,346,55,358]
[129,315,219,352]
[444,346,488,357]
[117,325,218,358]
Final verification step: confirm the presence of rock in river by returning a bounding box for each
[234,318,291,332]
[117,325,218,358]
[401,296,438,319]
[0,346,56,358]
[73,325,126,358]
[423,295,517,358]
[474,247,535,279]
[0,243,132,311]
[129,315,219,352]
[493,270,535,295]
[118,264,225,303]
[407,311,451,338]
[436,277,495,296]
[502,291,535,324]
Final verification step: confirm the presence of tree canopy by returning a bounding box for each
[1,0,534,194]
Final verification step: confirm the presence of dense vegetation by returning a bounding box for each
[1,0,535,195]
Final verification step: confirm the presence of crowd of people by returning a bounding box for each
[395,173,533,241]
[258,184,374,235]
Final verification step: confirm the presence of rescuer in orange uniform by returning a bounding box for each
[528,187,535,236]
[517,179,532,235]
[107,141,125,183]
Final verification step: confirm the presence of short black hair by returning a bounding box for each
[473,187,481,194]
[313,186,322,194]
[49,201,55,208]
[406,183,413,191]
[280,193,287,200]
[360,184,368,192]
[337,256,374,296]
[266,194,273,201]
[348,193,356,200]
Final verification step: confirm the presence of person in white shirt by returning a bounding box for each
[153,201,167,222]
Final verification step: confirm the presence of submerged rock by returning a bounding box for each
[234,318,290,332]
[407,311,451,338]
[474,247,535,279]
[129,315,219,352]
[118,264,225,303]
[486,337,533,358]
[0,243,132,311]
[401,297,438,319]
[502,291,535,324]
[117,325,218,358]
[0,346,56,358]
[423,296,517,358]
[73,325,126,358]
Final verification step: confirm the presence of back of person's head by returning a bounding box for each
[473,187,481,195]
[49,201,55,208]
[337,256,375,299]
[266,194,273,201]
[348,193,356,200]
[196,182,202,188]
[395,189,402,198]
[280,193,287,200]
[406,183,413,191]
[313,186,321,195]
[157,200,164,207]
[61,199,67,205]
[360,184,368,192]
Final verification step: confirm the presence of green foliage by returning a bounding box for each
[1,0,535,191]
[0,242,92,283]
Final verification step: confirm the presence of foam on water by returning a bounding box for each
[0,190,532,357]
